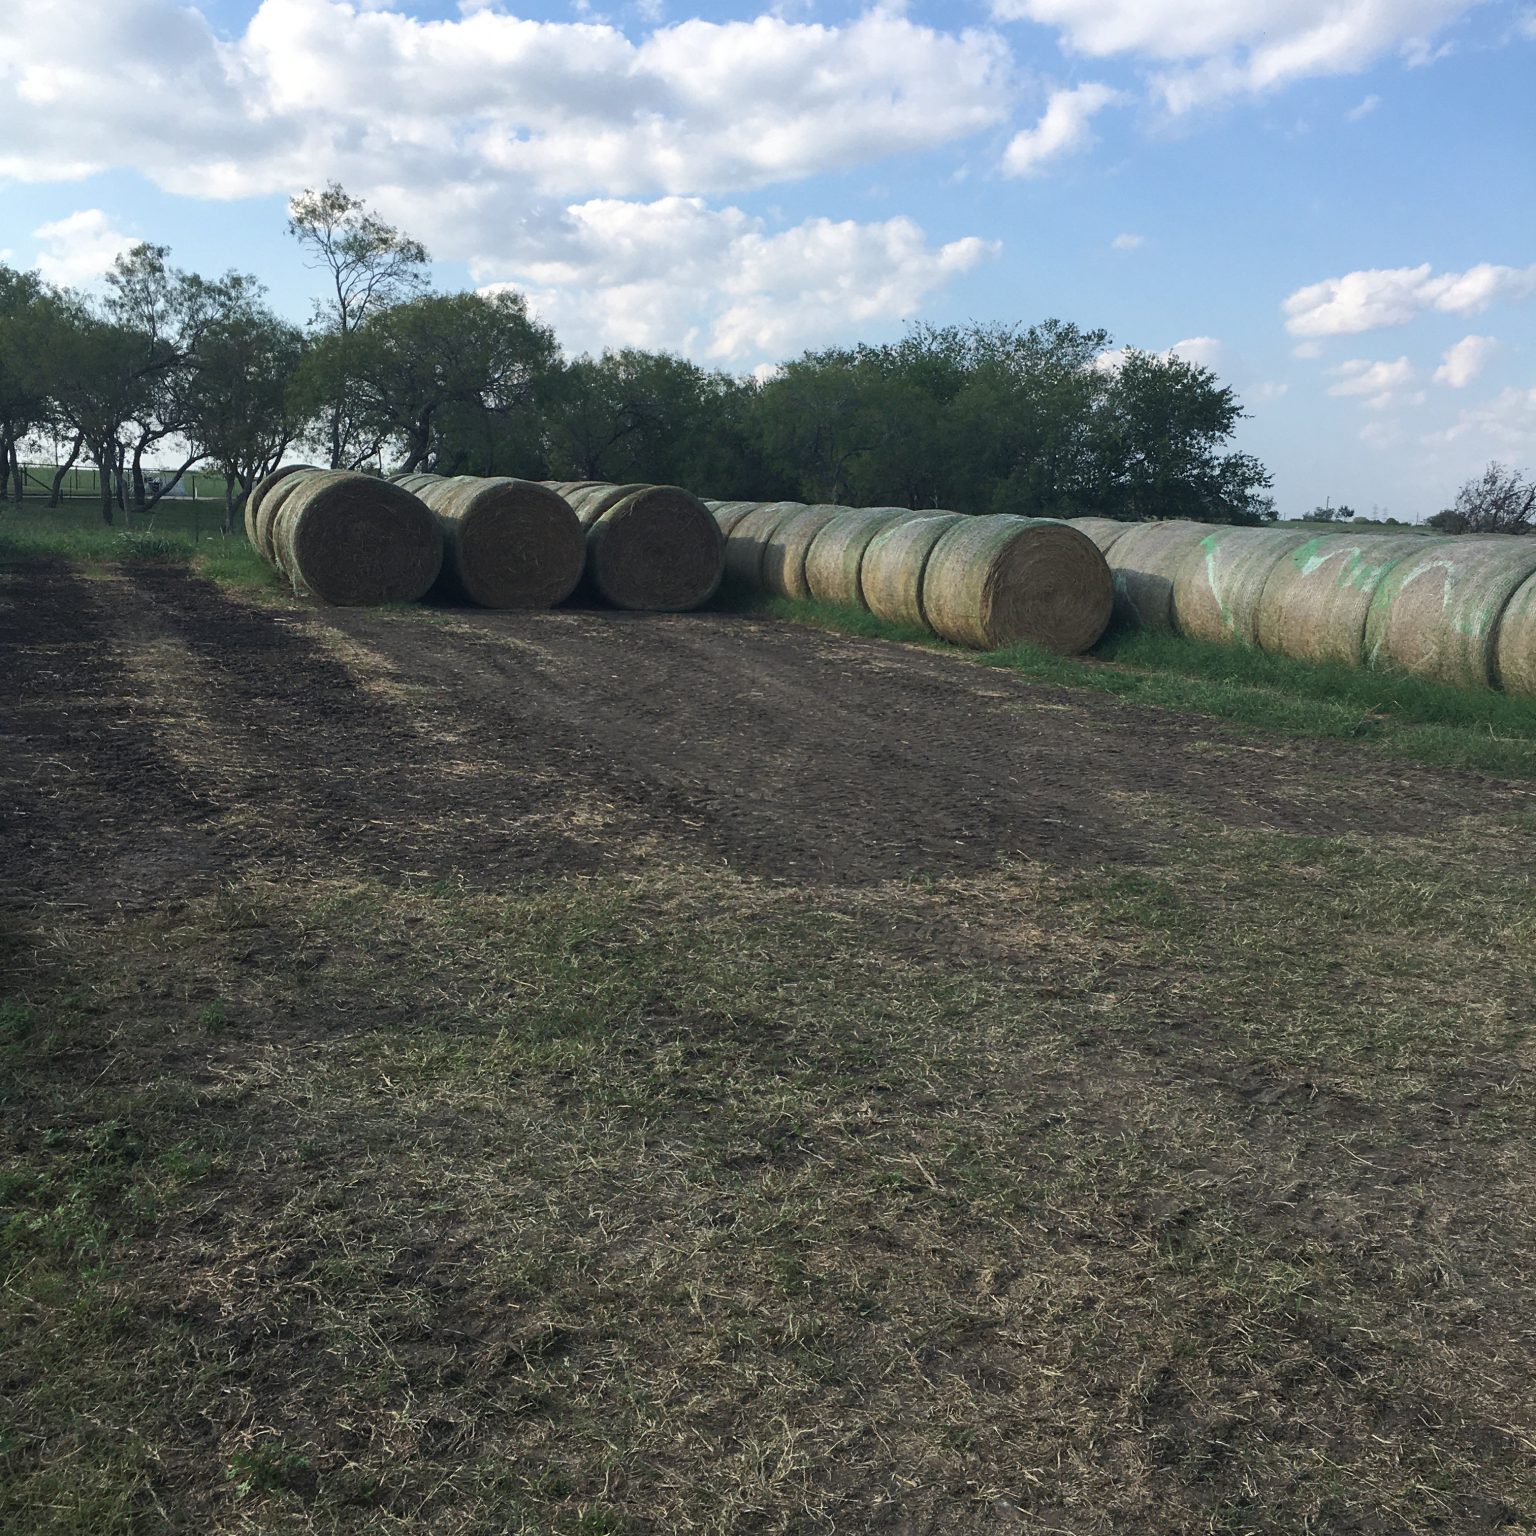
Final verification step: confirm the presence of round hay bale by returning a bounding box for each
[586,485,724,611]
[804,508,918,609]
[393,472,445,496]
[255,469,324,565]
[271,470,443,606]
[1254,534,1436,665]
[1065,517,1134,555]
[1099,520,1215,632]
[861,513,968,629]
[1364,537,1536,688]
[713,502,766,537]
[1172,525,1318,645]
[1494,566,1536,696]
[724,502,806,589]
[760,505,847,600]
[923,515,1111,652]
[245,463,318,550]
[413,477,584,608]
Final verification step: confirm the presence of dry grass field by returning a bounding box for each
[3,549,1535,1533]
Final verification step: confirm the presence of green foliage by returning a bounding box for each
[1430,461,1535,535]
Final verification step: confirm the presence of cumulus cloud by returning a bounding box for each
[1001,82,1122,176]
[477,197,999,362]
[31,210,139,287]
[1111,231,1144,250]
[986,0,1477,109]
[1434,334,1498,388]
[1328,355,1417,409]
[1166,335,1223,368]
[1346,93,1380,120]
[1,0,1015,203]
[1283,261,1536,336]
[1422,385,1536,452]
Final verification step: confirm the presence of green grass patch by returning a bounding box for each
[738,592,1536,779]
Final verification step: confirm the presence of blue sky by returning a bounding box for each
[3,0,1533,518]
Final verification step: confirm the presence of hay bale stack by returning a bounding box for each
[1066,517,1134,554]
[724,502,806,588]
[922,515,1112,652]
[713,502,766,537]
[804,508,917,608]
[270,470,443,606]
[1494,567,1536,696]
[1254,534,1436,665]
[413,477,584,608]
[861,513,967,628]
[255,471,323,565]
[393,472,445,496]
[1364,538,1536,688]
[566,483,640,525]
[760,505,846,600]
[1172,525,1318,645]
[244,463,318,547]
[1099,520,1215,632]
[585,484,724,611]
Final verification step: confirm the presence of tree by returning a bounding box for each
[295,289,558,472]
[288,183,429,467]
[0,265,53,504]
[1305,503,1356,523]
[1427,462,1534,535]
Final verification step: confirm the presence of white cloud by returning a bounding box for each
[1346,93,1380,120]
[31,209,139,286]
[1001,82,1122,176]
[1112,231,1144,250]
[1249,380,1289,402]
[1433,334,1498,388]
[1328,355,1416,409]
[1283,261,1536,336]
[1167,334,1223,368]
[1,0,1015,204]
[1291,339,1323,359]
[986,0,1477,109]
[1423,386,1536,452]
[477,197,999,363]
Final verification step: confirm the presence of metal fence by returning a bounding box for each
[15,465,232,501]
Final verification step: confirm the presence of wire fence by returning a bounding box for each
[12,465,233,502]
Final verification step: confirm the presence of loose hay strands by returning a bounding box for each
[415,477,585,608]
[760,505,845,600]
[1172,525,1318,646]
[245,464,318,549]
[724,503,806,589]
[1100,520,1214,632]
[1495,567,1536,696]
[272,470,443,605]
[923,515,1113,652]
[1255,533,1434,665]
[1365,537,1536,689]
[861,513,967,629]
[1065,517,1135,555]
[804,508,917,609]
[586,484,724,611]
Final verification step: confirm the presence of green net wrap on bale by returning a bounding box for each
[414,477,585,608]
[1495,567,1536,696]
[245,464,318,550]
[1065,517,1135,555]
[1254,534,1435,665]
[759,505,847,600]
[923,515,1113,653]
[1100,520,1214,632]
[586,484,724,611]
[1173,526,1318,645]
[861,513,967,629]
[725,503,806,589]
[804,508,917,609]
[1365,537,1536,689]
[272,470,443,606]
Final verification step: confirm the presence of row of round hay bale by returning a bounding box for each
[1362,537,1536,690]
[861,513,967,628]
[724,502,805,588]
[1254,533,1434,665]
[547,481,724,611]
[1065,517,1135,556]
[1172,525,1319,645]
[1073,518,1213,633]
[405,474,585,608]
[805,508,915,608]
[266,468,443,605]
[761,505,845,599]
[1496,568,1536,696]
[244,463,318,548]
[921,516,1113,652]
[713,502,765,537]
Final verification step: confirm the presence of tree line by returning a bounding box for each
[0,184,1280,532]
